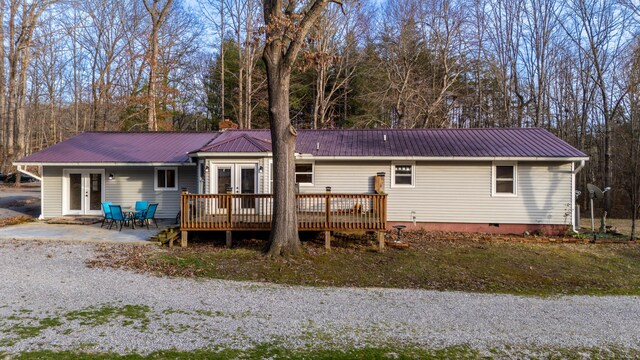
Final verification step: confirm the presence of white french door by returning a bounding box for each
[63,169,105,216]
[212,163,258,213]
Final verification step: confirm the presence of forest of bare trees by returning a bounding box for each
[0,0,639,235]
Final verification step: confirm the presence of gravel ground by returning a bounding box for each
[1,240,639,356]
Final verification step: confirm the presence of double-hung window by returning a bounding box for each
[493,162,517,196]
[155,167,178,191]
[392,163,415,187]
[295,163,314,185]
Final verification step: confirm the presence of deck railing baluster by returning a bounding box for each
[180,193,386,232]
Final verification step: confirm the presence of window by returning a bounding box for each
[392,163,415,187]
[155,167,178,191]
[295,163,314,185]
[493,163,517,196]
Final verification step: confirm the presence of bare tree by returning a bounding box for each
[143,0,174,131]
[5,0,59,178]
[562,0,630,231]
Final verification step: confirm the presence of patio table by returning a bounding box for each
[120,206,136,229]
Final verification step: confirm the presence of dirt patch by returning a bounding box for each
[87,244,200,277]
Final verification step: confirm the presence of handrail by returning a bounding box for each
[180,193,387,231]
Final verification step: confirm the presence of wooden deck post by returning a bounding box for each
[181,230,188,247]
[226,197,232,226]
[324,230,331,250]
[325,188,331,228]
[377,231,385,252]
[226,230,232,248]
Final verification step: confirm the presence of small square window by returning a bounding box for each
[295,163,314,185]
[392,164,414,187]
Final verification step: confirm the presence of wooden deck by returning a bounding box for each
[179,193,387,249]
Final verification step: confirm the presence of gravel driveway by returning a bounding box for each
[1,240,639,356]
[0,184,40,219]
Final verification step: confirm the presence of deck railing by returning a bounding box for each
[180,193,387,231]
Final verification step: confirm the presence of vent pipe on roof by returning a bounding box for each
[316,142,320,150]
[383,134,387,142]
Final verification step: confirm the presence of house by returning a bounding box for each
[15,128,588,237]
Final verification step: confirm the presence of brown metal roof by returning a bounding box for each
[17,132,218,163]
[16,128,587,164]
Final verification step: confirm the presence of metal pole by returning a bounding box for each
[590,196,596,242]
[590,197,595,232]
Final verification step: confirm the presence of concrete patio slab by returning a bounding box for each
[0,220,173,244]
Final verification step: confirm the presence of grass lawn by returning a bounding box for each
[12,345,640,360]
[579,217,638,239]
[89,229,640,296]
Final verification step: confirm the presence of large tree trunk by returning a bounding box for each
[0,0,6,173]
[265,64,301,257]
[262,0,339,257]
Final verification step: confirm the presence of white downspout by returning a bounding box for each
[16,165,42,181]
[17,165,44,219]
[572,160,586,232]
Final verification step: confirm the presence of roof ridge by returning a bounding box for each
[84,131,219,134]
[200,132,271,152]
[240,133,271,151]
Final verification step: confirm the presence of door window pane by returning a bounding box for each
[240,168,255,194]
[69,174,82,211]
[217,168,232,193]
[89,174,102,211]
[241,168,256,208]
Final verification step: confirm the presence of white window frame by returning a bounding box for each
[492,162,517,197]
[295,161,315,186]
[267,159,273,193]
[391,162,415,188]
[154,167,178,191]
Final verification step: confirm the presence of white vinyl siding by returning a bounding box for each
[42,167,63,218]
[42,166,197,219]
[297,160,573,225]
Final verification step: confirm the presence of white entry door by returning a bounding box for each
[63,169,105,215]
[212,163,258,212]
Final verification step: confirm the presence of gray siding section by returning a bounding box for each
[298,160,573,225]
[43,167,63,218]
[42,166,197,219]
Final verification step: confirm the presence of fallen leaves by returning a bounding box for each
[0,215,34,228]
